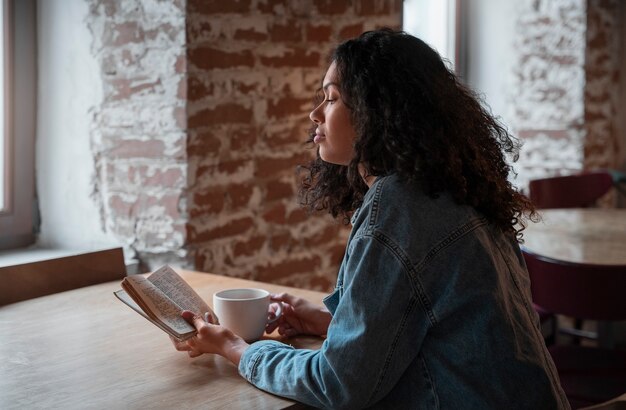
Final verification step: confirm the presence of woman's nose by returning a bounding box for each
[309,104,322,124]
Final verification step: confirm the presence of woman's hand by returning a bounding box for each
[266,293,332,337]
[171,311,249,366]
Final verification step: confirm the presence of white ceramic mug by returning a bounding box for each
[213,288,282,342]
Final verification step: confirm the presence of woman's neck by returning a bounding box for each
[358,164,377,188]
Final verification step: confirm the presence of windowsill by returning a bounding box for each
[0,245,139,274]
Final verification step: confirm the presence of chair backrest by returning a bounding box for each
[528,171,614,209]
[0,247,126,306]
[522,249,626,321]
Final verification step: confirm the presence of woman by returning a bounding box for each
[173,29,569,409]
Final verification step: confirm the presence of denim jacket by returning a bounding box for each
[239,175,569,409]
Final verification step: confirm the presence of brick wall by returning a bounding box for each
[584,0,621,171]
[87,0,188,267]
[185,0,401,290]
[510,0,623,191]
[88,0,401,290]
[511,0,587,187]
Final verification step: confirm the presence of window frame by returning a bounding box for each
[0,0,37,250]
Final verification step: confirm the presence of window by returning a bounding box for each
[403,0,462,75]
[0,0,36,250]
[0,0,6,212]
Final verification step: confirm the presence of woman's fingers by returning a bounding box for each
[270,292,300,306]
[182,310,212,337]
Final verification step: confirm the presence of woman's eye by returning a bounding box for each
[326,98,336,104]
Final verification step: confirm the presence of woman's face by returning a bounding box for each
[309,62,356,166]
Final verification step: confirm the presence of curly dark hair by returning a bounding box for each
[299,28,536,240]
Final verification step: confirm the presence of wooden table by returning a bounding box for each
[521,208,626,265]
[0,270,326,409]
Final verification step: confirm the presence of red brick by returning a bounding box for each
[263,203,287,224]
[188,0,252,14]
[234,28,268,41]
[267,96,311,119]
[191,189,225,217]
[228,183,254,208]
[142,167,185,187]
[266,179,293,201]
[232,81,256,95]
[107,77,161,101]
[233,235,265,256]
[306,24,332,42]
[218,159,249,175]
[303,225,341,247]
[256,153,311,178]
[188,103,253,127]
[269,231,292,252]
[109,139,165,159]
[174,55,187,74]
[231,126,258,150]
[188,131,222,156]
[173,106,187,129]
[263,125,305,149]
[187,20,214,43]
[339,23,364,40]
[177,77,187,100]
[118,49,139,68]
[314,0,350,14]
[145,23,178,42]
[147,193,183,220]
[330,243,347,265]
[260,48,321,68]
[269,20,302,42]
[356,0,390,16]
[392,0,402,13]
[256,256,321,282]
[189,47,254,70]
[187,76,214,101]
[109,194,134,217]
[188,216,255,242]
[287,208,307,224]
[257,0,288,13]
[103,22,144,47]
[309,274,334,292]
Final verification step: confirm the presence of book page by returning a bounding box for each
[114,290,186,339]
[147,266,216,321]
[124,275,195,336]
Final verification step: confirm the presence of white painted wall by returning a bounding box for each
[36,0,120,250]
[462,0,518,130]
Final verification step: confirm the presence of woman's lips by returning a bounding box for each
[314,134,325,143]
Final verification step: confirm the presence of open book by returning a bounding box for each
[114,265,218,341]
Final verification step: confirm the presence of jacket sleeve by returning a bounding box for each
[238,233,432,409]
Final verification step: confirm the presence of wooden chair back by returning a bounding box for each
[522,250,626,321]
[0,247,126,306]
[528,171,614,209]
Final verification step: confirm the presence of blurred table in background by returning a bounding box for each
[522,208,626,265]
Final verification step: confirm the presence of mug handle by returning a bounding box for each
[267,302,283,324]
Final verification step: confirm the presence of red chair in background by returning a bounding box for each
[528,170,619,345]
[528,170,615,209]
[523,250,626,409]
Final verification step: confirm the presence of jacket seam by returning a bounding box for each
[246,343,279,383]
[353,229,436,326]
[413,217,489,275]
[367,176,387,226]
[420,353,440,409]
[368,294,419,405]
